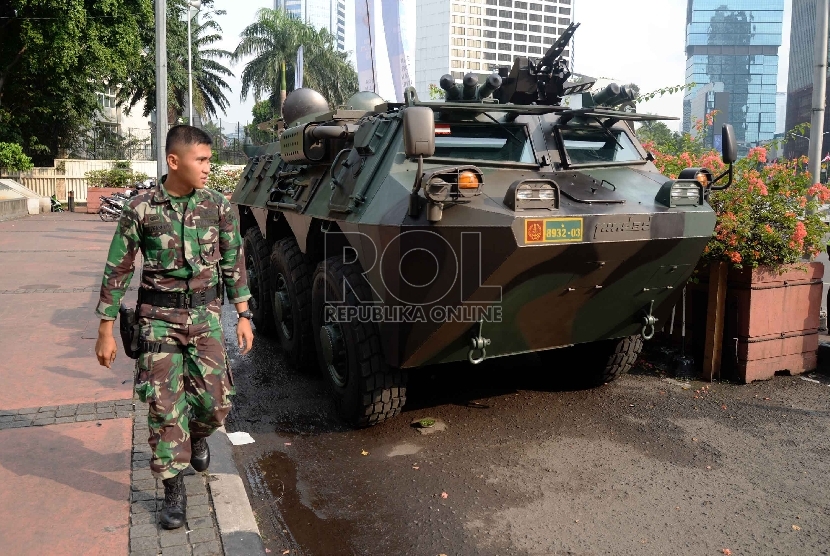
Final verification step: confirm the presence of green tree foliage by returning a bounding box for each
[0,0,152,164]
[0,142,34,174]
[245,100,279,146]
[233,8,358,111]
[118,0,234,122]
[636,121,682,153]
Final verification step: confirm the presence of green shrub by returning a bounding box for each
[0,143,34,174]
[86,165,148,188]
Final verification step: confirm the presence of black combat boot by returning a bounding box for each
[160,473,187,530]
[190,437,210,472]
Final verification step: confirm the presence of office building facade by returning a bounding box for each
[682,0,784,154]
[784,0,830,160]
[415,0,573,99]
[275,0,346,51]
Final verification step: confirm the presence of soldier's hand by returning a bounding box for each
[95,332,118,368]
[237,317,254,355]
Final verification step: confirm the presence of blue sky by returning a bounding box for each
[212,0,793,132]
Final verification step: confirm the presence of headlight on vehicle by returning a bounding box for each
[655,179,703,207]
[504,179,559,211]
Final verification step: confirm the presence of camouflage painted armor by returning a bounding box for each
[96,183,251,479]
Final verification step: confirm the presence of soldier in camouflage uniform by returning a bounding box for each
[94,125,254,530]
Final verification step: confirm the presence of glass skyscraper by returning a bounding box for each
[274,0,347,51]
[683,0,784,154]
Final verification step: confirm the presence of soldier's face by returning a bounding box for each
[168,144,212,189]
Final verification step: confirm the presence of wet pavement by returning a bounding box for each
[221,308,830,556]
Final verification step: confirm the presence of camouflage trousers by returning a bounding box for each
[135,314,235,480]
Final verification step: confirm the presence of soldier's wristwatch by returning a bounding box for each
[237,310,254,320]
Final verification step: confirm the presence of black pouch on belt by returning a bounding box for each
[119,303,140,359]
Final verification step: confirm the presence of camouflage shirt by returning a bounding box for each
[96,183,251,324]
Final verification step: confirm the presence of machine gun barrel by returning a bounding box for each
[539,22,580,69]
[440,74,462,101]
[476,73,502,99]
[462,73,479,100]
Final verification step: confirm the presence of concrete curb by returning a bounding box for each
[207,426,266,556]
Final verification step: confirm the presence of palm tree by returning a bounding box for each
[119,1,233,122]
[232,8,358,114]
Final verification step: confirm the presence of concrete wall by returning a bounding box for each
[0,199,29,222]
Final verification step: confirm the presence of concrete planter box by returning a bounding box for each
[87,187,128,214]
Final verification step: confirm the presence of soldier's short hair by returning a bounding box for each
[166,125,213,154]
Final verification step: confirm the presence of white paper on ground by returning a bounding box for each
[226,431,255,445]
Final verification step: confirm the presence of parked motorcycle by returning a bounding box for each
[50,195,64,213]
[98,179,154,222]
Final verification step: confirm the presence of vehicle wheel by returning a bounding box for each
[243,228,275,336]
[540,335,643,386]
[311,256,407,427]
[269,237,314,368]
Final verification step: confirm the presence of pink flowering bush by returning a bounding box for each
[643,122,829,270]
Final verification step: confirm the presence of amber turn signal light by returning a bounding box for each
[458,170,479,189]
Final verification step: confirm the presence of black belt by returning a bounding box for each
[138,285,219,309]
[140,340,183,354]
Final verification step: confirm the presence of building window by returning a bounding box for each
[452,37,466,46]
[515,11,527,20]
[469,39,482,47]
[514,33,527,41]
[486,0,496,4]
[528,46,542,54]
[452,48,463,56]
[514,22,527,30]
[498,53,512,61]
[499,20,512,28]
[498,9,511,17]
[543,15,554,23]
[97,88,116,109]
[470,6,481,14]
[452,4,466,12]
[467,49,482,58]
[484,18,496,26]
[529,24,540,32]
[498,42,511,51]
[467,28,482,36]
[498,0,512,6]
[558,6,570,14]
[529,2,541,10]
[452,71,464,79]
[529,35,541,43]
[451,60,463,68]
[468,62,481,70]
[544,4,554,12]
[484,30,497,38]
[484,52,497,60]
[558,17,569,25]
[544,26,555,34]
[486,7,497,15]
[514,1,527,8]
[515,45,527,52]
[499,31,512,39]
[529,13,541,21]
[452,15,466,23]
[485,40,497,48]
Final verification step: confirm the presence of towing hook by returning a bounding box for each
[641,299,658,340]
[468,335,491,365]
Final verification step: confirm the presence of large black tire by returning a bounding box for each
[243,228,275,337]
[269,237,314,368]
[541,335,643,386]
[311,256,407,427]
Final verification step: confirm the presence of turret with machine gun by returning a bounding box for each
[438,22,637,109]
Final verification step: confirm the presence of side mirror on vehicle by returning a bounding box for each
[721,123,737,164]
[708,123,737,191]
[403,107,435,159]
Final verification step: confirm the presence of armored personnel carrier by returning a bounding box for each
[231,23,737,426]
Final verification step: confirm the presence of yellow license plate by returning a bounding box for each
[525,218,583,243]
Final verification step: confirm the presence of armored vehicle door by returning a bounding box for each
[328,117,398,214]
